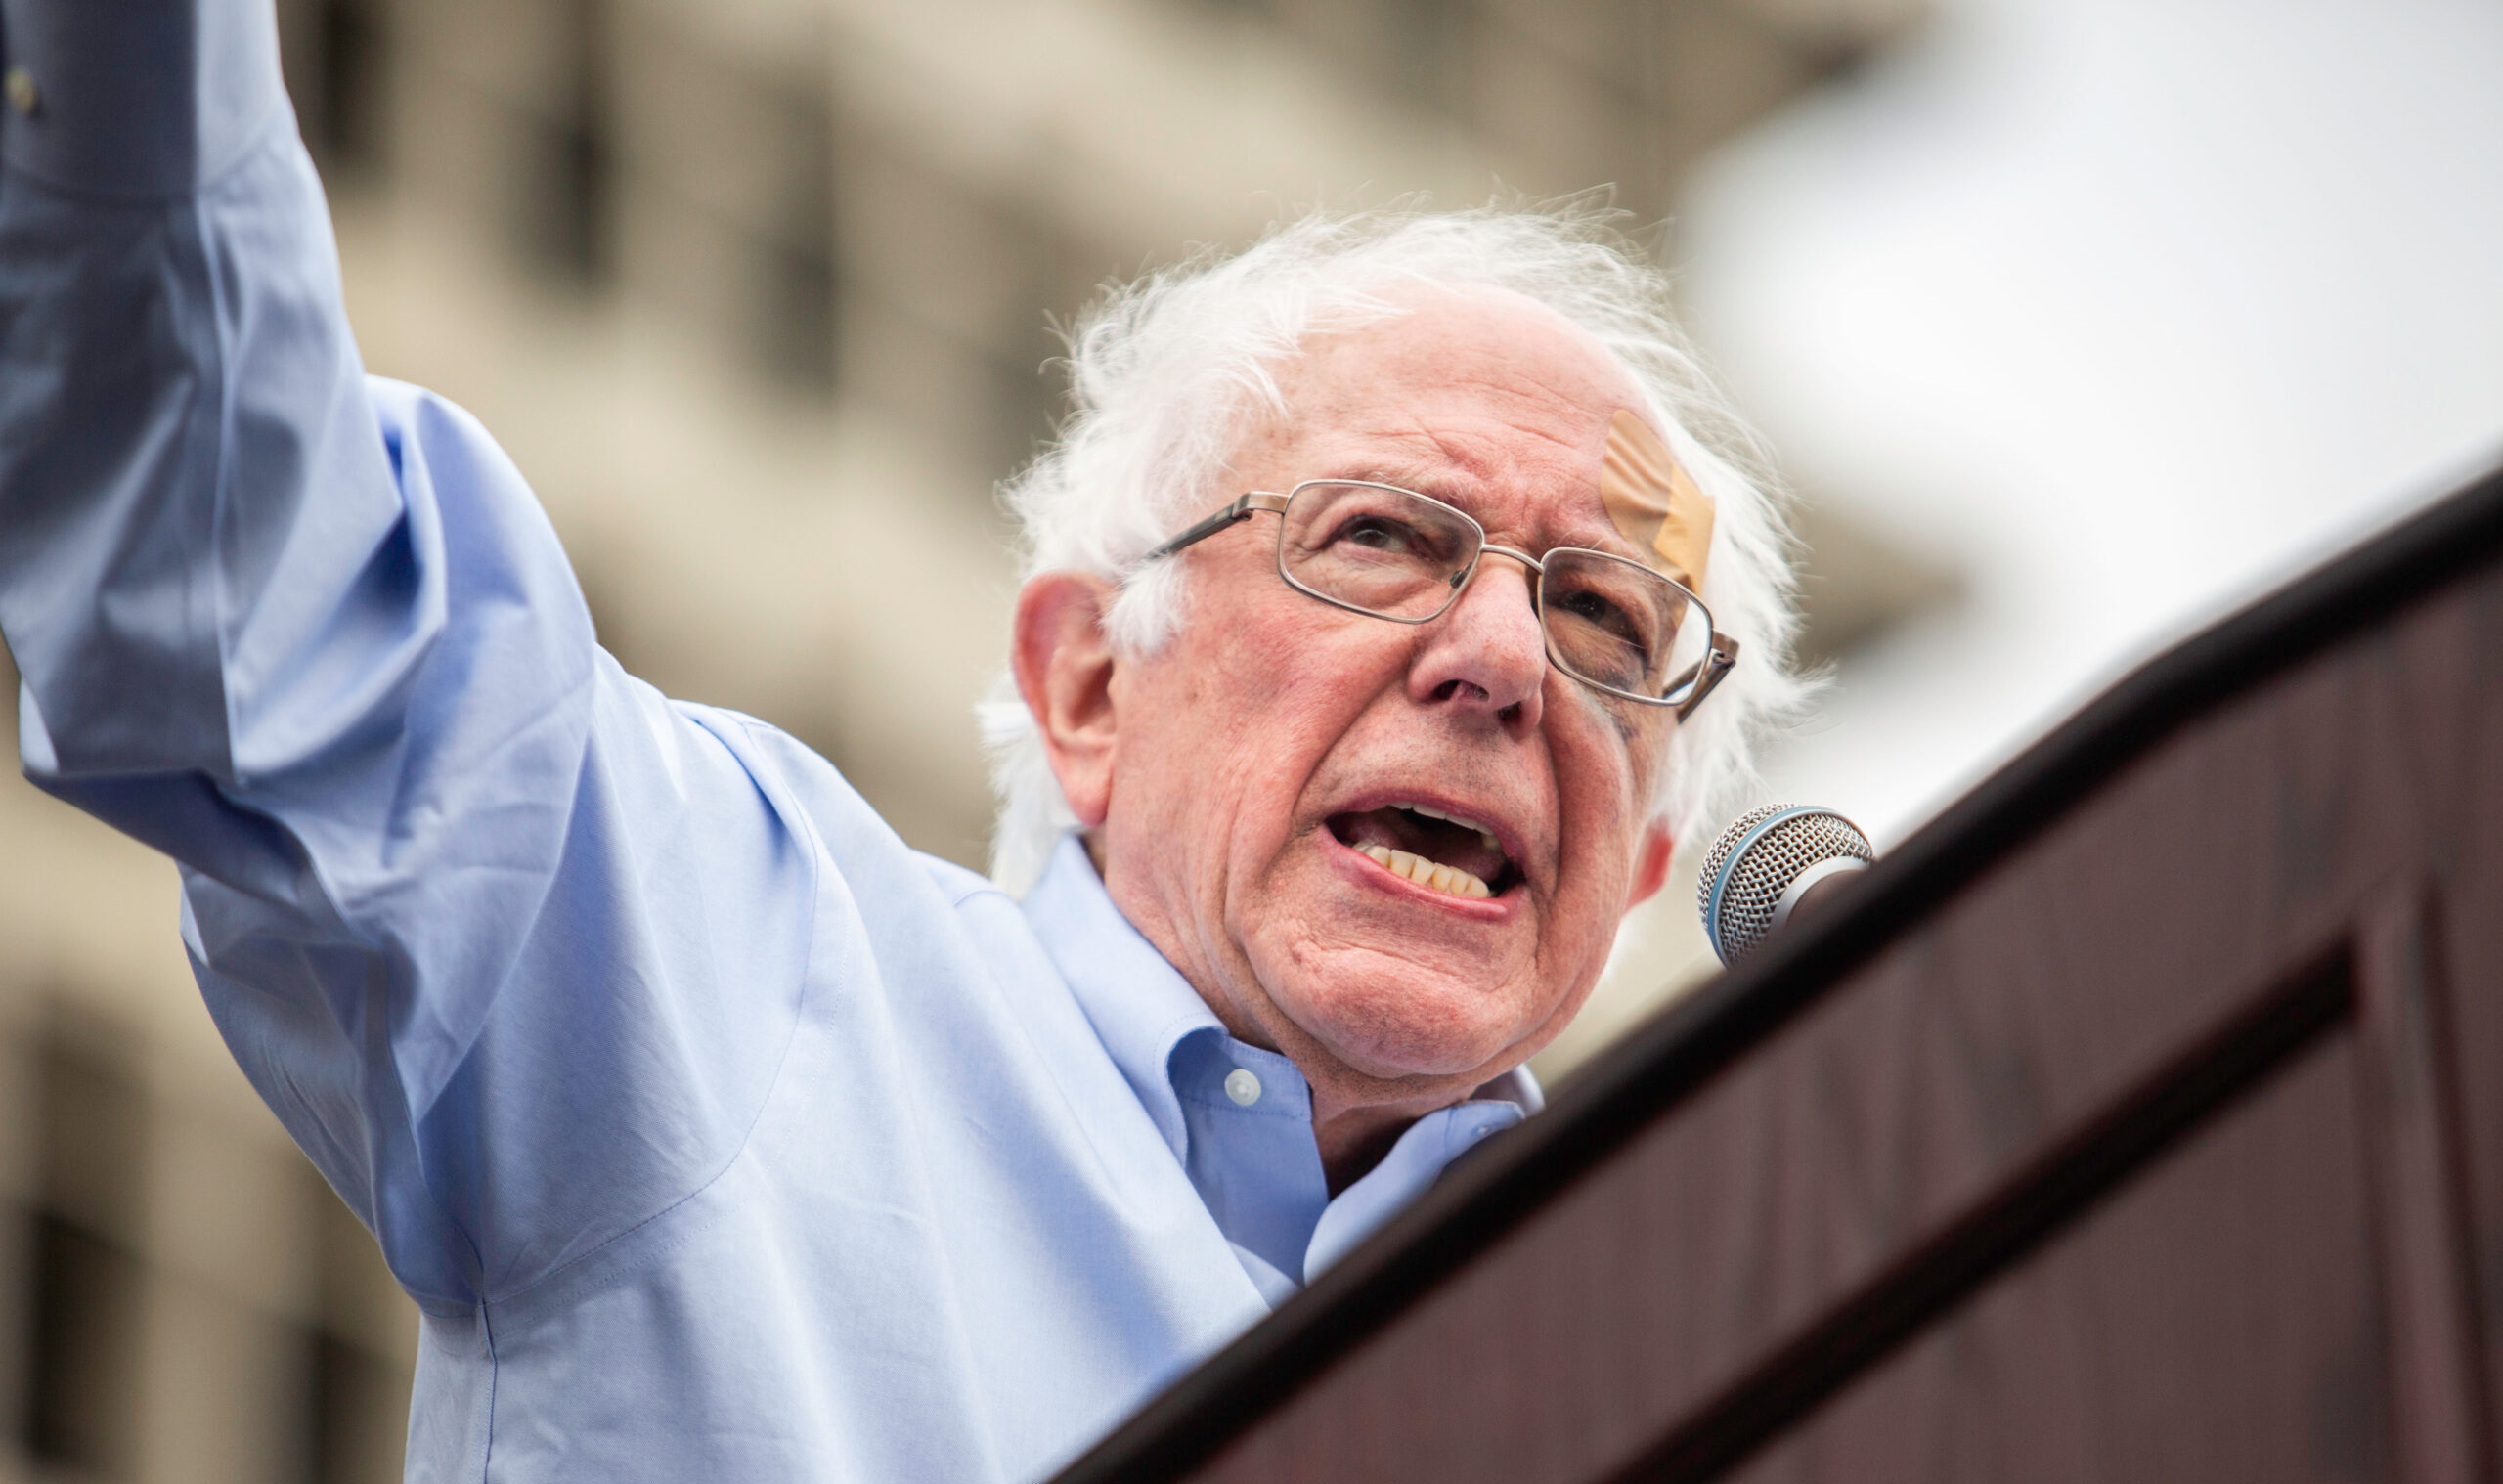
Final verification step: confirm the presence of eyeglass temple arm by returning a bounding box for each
[1673,633,1742,720]
[1141,492,1293,563]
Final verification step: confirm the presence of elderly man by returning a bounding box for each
[0,1,1794,1480]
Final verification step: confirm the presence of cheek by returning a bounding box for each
[1132,603,1395,853]
[1217,613,1405,760]
[1548,704,1659,893]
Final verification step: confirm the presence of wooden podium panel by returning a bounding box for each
[1056,464,2503,1484]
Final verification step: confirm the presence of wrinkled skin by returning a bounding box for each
[1014,288,1679,1186]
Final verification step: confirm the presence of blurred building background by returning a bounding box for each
[4,0,2497,1478]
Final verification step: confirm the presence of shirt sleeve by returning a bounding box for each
[0,0,818,1313]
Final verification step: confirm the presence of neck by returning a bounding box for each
[1313,1100,1426,1194]
[1082,830,1510,1193]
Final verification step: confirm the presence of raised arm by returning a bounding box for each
[0,0,820,1313]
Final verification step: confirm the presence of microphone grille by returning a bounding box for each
[1697,805,1875,964]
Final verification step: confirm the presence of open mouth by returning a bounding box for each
[1327,801,1520,901]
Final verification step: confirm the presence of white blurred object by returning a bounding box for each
[1679,0,2503,846]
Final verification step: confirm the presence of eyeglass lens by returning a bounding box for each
[1276,481,1712,705]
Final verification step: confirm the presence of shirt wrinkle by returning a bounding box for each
[0,11,1543,1470]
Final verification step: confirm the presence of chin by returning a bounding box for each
[1278,968,1533,1083]
[1243,852,1563,1083]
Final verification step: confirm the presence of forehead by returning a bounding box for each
[1233,288,1650,544]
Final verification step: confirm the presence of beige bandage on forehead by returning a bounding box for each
[1597,408,1715,593]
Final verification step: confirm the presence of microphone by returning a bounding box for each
[1697,805,1875,965]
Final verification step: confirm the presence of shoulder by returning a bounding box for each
[661,699,869,846]
[364,375,492,451]
[920,852,1010,912]
[663,699,1004,913]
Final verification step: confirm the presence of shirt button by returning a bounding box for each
[1223,1069,1262,1107]
[5,67,38,118]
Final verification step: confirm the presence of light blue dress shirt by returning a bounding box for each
[0,4,1534,1479]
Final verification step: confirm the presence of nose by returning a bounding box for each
[1408,549,1546,732]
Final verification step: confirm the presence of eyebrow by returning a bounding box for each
[1338,464,1474,507]
[1324,465,1647,563]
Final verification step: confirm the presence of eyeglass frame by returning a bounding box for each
[1141,478,1741,720]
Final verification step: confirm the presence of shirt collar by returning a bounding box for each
[1022,834,1222,1163]
[1025,833,1543,1126]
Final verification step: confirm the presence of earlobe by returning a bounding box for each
[1624,819,1674,910]
[1011,572,1122,829]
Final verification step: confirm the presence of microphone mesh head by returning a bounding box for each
[1697,805,1875,964]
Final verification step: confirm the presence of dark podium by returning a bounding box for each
[1058,463,2503,1484]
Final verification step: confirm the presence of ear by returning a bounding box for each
[1012,571,1123,830]
[1623,817,1674,911]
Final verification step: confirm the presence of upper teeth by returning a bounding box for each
[1392,801,1500,852]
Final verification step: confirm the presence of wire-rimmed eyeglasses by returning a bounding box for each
[1143,479,1739,718]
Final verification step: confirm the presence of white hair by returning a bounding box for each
[980,201,1806,895]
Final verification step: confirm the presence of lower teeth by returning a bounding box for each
[1357,844,1492,898]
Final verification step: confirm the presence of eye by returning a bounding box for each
[1557,587,1641,643]
[1332,513,1429,555]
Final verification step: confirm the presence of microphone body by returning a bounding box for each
[1697,805,1875,965]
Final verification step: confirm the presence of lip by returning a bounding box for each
[1317,786,1537,918]
[1324,828,1521,921]
[1324,788,1534,879]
